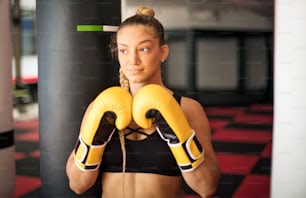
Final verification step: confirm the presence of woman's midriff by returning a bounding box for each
[101,172,186,198]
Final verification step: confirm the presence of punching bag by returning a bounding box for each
[0,0,15,196]
[37,0,121,197]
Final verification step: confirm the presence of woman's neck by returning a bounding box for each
[129,81,165,96]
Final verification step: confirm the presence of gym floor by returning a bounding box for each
[13,102,272,198]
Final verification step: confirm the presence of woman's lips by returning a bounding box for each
[128,68,143,74]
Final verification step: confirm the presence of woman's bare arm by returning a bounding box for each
[66,103,99,194]
[181,97,220,198]
[66,152,99,194]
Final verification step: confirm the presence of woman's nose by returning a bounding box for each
[129,51,140,65]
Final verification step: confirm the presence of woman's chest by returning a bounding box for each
[101,131,181,176]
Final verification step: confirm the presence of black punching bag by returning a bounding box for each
[37,1,121,197]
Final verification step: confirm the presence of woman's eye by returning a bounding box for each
[119,49,128,54]
[140,47,150,52]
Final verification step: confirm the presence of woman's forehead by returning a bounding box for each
[118,25,156,36]
[117,25,158,44]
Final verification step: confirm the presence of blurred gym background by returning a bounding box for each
[9,0,274,197]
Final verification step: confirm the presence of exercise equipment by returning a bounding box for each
[37,0,121,196]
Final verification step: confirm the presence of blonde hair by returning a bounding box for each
[118,67,128,197]
[136,6,155,17]
[119,68,129,91]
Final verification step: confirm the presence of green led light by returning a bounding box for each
[77,25,103,32]
[77,25,118,32]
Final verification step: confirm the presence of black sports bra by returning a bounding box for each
[100,94,182,176]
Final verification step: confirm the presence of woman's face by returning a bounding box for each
[117,25,168,84]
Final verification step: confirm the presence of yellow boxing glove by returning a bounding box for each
[74,86,132,171]
[133,84,205,172]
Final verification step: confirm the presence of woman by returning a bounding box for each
[66,6,220,198]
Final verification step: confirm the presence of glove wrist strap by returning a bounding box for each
[74,137,106,171]
[168,131,205,172]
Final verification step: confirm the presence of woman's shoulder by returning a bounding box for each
[180,96,211,137]
[180,96,206,117]
[181,96,203,108]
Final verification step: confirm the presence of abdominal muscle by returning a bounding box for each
[101,172,186,198]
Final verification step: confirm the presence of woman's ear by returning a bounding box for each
[160,44,169,62]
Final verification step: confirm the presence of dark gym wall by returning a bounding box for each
[37,1,121,197]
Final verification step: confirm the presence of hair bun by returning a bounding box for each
[136,6,155,17]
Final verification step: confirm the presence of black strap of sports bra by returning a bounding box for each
[173,93,182,104]
[124,127,150,137]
